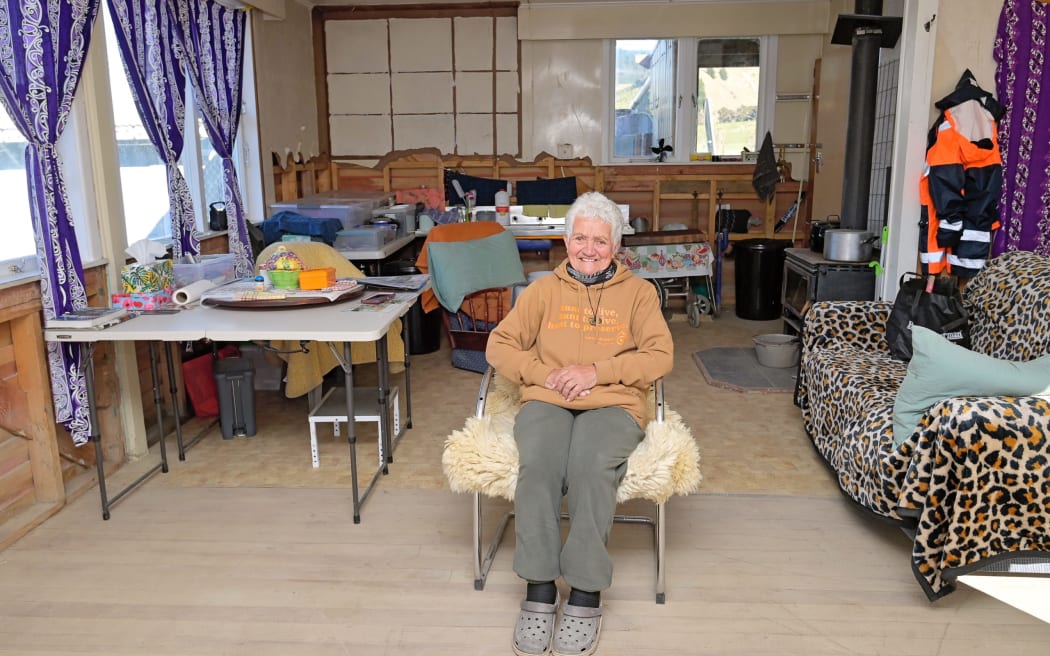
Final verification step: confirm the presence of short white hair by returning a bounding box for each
[565,191,623,245]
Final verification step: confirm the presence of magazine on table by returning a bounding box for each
[200,277,362,303]
[45,306,130,330]
[358,274,429,291]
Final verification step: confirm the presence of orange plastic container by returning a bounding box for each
[298,267,336,290]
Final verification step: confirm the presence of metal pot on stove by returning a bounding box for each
[822,228,879,262]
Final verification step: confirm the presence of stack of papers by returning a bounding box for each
[358,274,429,291]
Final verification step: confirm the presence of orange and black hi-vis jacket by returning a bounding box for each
[919,70,1005,278]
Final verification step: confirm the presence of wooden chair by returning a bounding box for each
[442,369,702,603]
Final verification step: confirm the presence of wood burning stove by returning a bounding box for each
[781,248,875,335]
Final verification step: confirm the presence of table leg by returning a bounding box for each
[401,307,413,429]
[342,342,361,524]
[83,344,111,520]
[146,342,169,473]
[163,343,185,461]
[376,334,392,469]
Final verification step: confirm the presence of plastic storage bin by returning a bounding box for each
[372,204,415,235]
[270,192,396,230]
[173,253,236,288]
[237,344,284,391]
[213,357,256,439]
[334,225,397,250]
[269,199,373,230]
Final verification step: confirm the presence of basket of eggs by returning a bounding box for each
[262,247,304,289]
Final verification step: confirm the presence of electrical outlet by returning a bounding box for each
[557,143,573,159]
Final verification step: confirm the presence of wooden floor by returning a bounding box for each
[1,313,1047,655]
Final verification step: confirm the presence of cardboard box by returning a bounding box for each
[299,267,336,290]
[120,260,175,293]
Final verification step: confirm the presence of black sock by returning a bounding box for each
[568,588,600,608]
[526,580,557,604]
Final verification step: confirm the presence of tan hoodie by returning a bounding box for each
[486,260,673,428]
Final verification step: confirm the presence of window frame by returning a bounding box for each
[605,35,777,164]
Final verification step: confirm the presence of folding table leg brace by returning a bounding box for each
[85,341,171,520]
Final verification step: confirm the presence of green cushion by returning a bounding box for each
[427,230,526,313]
[892,326,1050,447]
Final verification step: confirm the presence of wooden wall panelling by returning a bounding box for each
[281,152,804,242]
[0,280,66,548]
[0,428,33,524]
[271,152,334,203]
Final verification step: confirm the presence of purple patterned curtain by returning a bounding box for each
[993,0,1050,256]
[170,0,251,276]
[0,0,101,445]
[107,0,199,259]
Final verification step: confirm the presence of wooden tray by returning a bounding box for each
[202,285,364,309]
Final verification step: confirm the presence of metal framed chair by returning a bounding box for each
[442,369,702,603]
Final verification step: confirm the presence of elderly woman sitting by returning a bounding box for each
[486,191,673,656]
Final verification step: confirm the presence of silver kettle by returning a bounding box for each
[630,216,650,233]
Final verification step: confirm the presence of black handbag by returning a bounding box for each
[885,273,971,361]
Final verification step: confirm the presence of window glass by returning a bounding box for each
[198,118,225,211]
[104,11,171,244]
[613,39,675,159]
[695,38,761,157]
[0,109,32,262]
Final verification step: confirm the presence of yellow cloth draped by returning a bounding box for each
[255,242,405,398]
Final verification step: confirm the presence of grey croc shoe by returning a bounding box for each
[552,603,603,656]
[512,594,559,656]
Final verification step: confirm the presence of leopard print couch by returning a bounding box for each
[797,250,1050,600]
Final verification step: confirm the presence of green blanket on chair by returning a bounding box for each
[427,231,526,313]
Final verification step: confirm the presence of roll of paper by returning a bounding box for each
[173,279,217,305]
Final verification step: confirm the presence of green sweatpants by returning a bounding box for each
[512,400,644,592]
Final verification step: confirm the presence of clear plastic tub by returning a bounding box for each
[334,225,397,250]
[173,254,236,288]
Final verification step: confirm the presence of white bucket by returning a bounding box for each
[753,334,800,368]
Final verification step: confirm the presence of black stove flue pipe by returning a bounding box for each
[832,0,902,230]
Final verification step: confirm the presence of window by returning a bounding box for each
[696,38,762,158]
[0,83,98,274]
[0,111,33,263]
[104,13,171,245]
[103,9,260,247]
[610,36,775,163]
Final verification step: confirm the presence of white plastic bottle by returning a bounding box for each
[495,184,510,225]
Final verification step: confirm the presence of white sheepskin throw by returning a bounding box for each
[442,375,702,504]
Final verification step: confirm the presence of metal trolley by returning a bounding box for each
[618,231,716,328]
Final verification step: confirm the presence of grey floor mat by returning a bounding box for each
[692,347,796,392]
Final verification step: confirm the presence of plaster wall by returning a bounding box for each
[930,0,1000,112]
[252,4,319,206]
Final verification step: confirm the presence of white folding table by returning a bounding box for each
[45,293,420,523]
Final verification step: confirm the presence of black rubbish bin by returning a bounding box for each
[734,238,790,320]
[213,357,256,439]
[380,260,442,355]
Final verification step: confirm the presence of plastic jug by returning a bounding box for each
[495,186,510,225]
